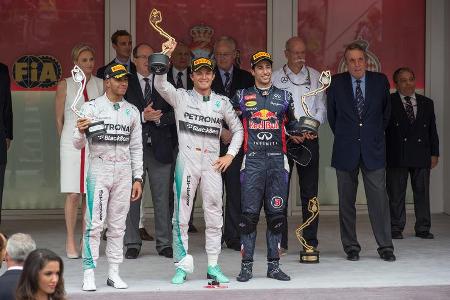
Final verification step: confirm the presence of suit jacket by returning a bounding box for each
[167,67,193,90]
[211,66,254,99]
[0,63,13,165]
[386,92,439,168]
[327,71,391,171]
[96,59,137,79]
[125,73,176,164]
[0,269,22,300]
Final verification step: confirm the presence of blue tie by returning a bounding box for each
[355,79,365,119]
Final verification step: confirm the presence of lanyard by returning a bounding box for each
[282,64,311,87]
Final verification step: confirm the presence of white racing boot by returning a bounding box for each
[106,263,128,289]
[82,269,96,291]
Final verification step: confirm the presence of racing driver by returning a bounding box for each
[74,63,143,291]
[232,51,302,282]
[154,40,243,285]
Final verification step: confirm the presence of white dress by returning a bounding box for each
[60,76,103,193]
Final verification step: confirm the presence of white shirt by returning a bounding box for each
[7,266,23,271]
[172,67,188,89]
[272,65,327,124]
[399,92,417,117]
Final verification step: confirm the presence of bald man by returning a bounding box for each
[272,37,326,254]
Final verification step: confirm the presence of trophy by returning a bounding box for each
[296,197,320,263]
[298,70,331,133]
[71,65,106,138]
[148,8,176,74]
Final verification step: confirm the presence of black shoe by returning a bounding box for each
[267,260,290,281]
[415,232,434,239]
[102,229,108,241]
[188,224,198,233]
[236,261,253,282]
[226,241,241,251]
[392,231,403,239]
[139,228,154,241]
[346,251,360,261]
[125,248,139,259]
[159,247,173,258]
[380,251,396,262]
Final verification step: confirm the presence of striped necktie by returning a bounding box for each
[355,79,365,119]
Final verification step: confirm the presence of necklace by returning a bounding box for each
[282,64,311,87]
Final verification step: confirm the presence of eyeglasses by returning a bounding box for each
[214,52,234,58]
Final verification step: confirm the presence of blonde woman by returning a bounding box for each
[55,44,104,258]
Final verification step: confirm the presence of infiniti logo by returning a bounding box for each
[257,132,273,140]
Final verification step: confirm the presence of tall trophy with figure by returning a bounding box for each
[288,70,331,263]
[148,8,176,74]
[71,65,106,138]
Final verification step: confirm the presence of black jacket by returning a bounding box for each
[386,92,439,168]
[167,67,193,90]
[0,269,22,300]
[211,66,254,99]
[0,63,13,164]
[125,73,176,164]
[96,59,137,79]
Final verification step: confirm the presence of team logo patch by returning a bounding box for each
[245,100,257,107]
[271,196,284,208]
[280,76,288,83]
[215,100,221,108]
[244,94,257,101]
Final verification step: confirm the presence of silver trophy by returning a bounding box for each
[71,65,106,138]
[148,8,176,75]
[297,70,331,133]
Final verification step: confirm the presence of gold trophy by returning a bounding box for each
[297,70,331,133]
[148,8,176,74]
[296,197,320,263]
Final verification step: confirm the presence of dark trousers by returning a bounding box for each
[0,164,5,224]
[386,167,431,234]
[284,138,319,249]
[336,164,393,255]
[125,144,172,253]
[223,150,244,245]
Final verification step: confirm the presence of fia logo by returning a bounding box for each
[13,55,62,89]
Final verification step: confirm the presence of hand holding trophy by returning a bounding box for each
[71,65,106,138]
[298,70,331,133]
[148,8,176,74]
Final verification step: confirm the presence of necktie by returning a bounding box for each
[224,72,231,97]
[176,71,184,89]
[143,77,151,104]
[355,79,365,119]
[404,96,415,123]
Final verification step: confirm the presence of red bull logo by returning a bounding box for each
[249,109,279,130]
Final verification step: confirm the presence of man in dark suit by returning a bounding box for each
[96,30,136,79]
[0,233,36,300]
[211,36,254,251]
[0,63,12,224]
[327,42,395,262]
[386,67,439,240]
[123,43,175,259]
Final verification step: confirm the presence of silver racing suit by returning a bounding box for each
[154,74,243,273]
[73,93,143,270]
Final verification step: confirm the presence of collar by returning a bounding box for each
[255,85,274,96]
[173,67,187,76]
[399,92,416,100]
[105,93,124,108]
[351,74,366,85]
[115,57,131,67]
[285,64,308,76]
[192,88,212,101]
[219,66,234,78]
[8,266,23,271]
[137,72,151,82]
